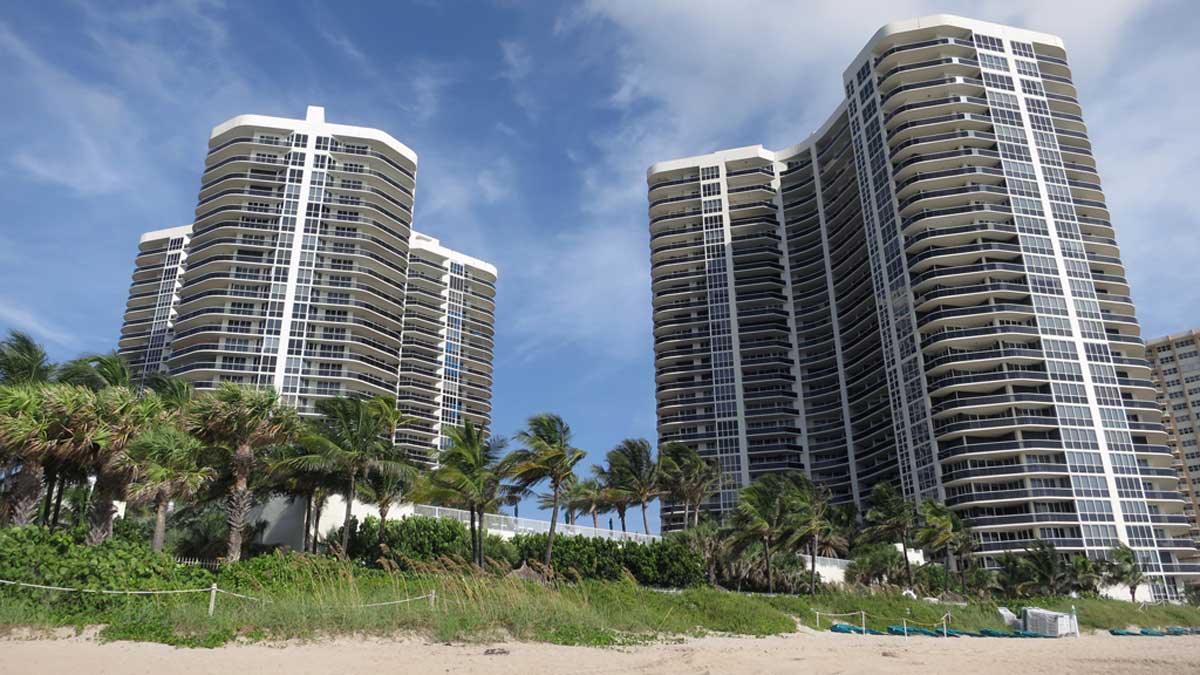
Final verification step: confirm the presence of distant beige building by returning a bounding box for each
[1147,330,1200,535]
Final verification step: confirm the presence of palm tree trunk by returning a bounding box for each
[764,539,773,594]
[544,484,560,568]
[86,472,121,546]
[311,500,325,553]
[50,478,65,530]
[225,444,254,562]
[302,492,313,554]
[692,498,701,528]
[618,506,626,533]
[39,468,57,526]
[641,501,651,535]
[379,502,390,550]
[681,502,689,531]
[8,462,43,527]
[152,494,169,553]
[591,508,598,529]
[339,472,356,556]
[469,506,478,567]
[901,532,913,587]
[477,507,486,567]
[810,535,819,593]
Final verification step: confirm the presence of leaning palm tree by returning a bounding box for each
[1108,544,1145,602]
[864,482,917,586]
[145,372,195,414]
[0,331,55,385]
[951,527,978,595]
[723,474,798,593]
[659,442,719,529]
[606,438,663,535]
[267,442,340,553]
[424,421,513,567]
[56,352,133,391]
[510,414,586,567]
[591,459,632,532]
[359,468,414,541]
[284,396,415,555]
[122,424,215,552]
[187,383,300,562]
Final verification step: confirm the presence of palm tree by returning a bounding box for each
[995,551,1030,597]
[359,468,414,540]
[145,372,195,413]
[724,474,798,593]
[675,520,725,586]
[604,439,663,535]
[267,441,344,553]
[788,474,841,592]
[122,425,215,552]
[0,333,56,525]
[77,385,164,544]
[187,383,300,562]
[568,478,607,528]
[425,420,513,567]
[56,352,133,391]
[591,459,632,532]
[659,442,719,529]
[864,482,917,586]
[1022,540,1069,596]
[510,414,586,567]
[0,332,55,385]
[951,527,978,595]
[0,384,57,526]
[1108,544,1145,602]
[284,396,414,555]
[915,499,957,571]
[1068,554,1102,596]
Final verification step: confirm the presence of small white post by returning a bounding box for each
[429,590,436,609]
[860,611,866,636]
[1072,605,1080,638]
[207,583,218,617]
[943,614,948,638]
[903,618,908,640]
[814,610,820,629]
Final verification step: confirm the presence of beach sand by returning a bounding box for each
[4,628,1199,674]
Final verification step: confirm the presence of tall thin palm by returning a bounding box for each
[122,424,215,552]
[915,499,957,570]
[591,459,632,532]
[56,352,133,391]
[1109,544,1145,602]
[864,482,917,586]
[187,383,300,561]
[607,438,663,535]
[425,420,512,567]
[268,443,340,553]
[510,414,586,567]
[145,372,195,414]
[359,469,413,539]
[284,396,415,555]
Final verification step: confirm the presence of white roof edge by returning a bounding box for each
[842,14,1066,81]
[209,110,419,166]
[411,231,498,277]
[1147,329,1200,346]
[647,99,851,176]
[138,224,193,244]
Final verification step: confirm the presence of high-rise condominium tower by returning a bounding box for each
[1147,330,1200,538]
[648,15,1197,598]
[120,106,497,463]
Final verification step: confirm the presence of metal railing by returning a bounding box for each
[409,504,660,544]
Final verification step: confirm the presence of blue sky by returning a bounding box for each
[1,1,1198,532]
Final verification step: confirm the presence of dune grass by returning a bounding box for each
[4,554,1200,647]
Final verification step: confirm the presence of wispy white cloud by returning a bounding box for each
[0,299,78,348]
[498,39,539,119]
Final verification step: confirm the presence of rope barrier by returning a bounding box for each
[0,578,211,595]
[0,577,437,616]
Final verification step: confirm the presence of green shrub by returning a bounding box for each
[348,516,471,567]
[512,534,704,587]
[0,526,213,617]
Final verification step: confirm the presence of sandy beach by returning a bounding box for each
[4,629,1200,674]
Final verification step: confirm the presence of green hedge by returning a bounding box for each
[0,526,213,617]
[512,534,704,588]
[346,516,520,570]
